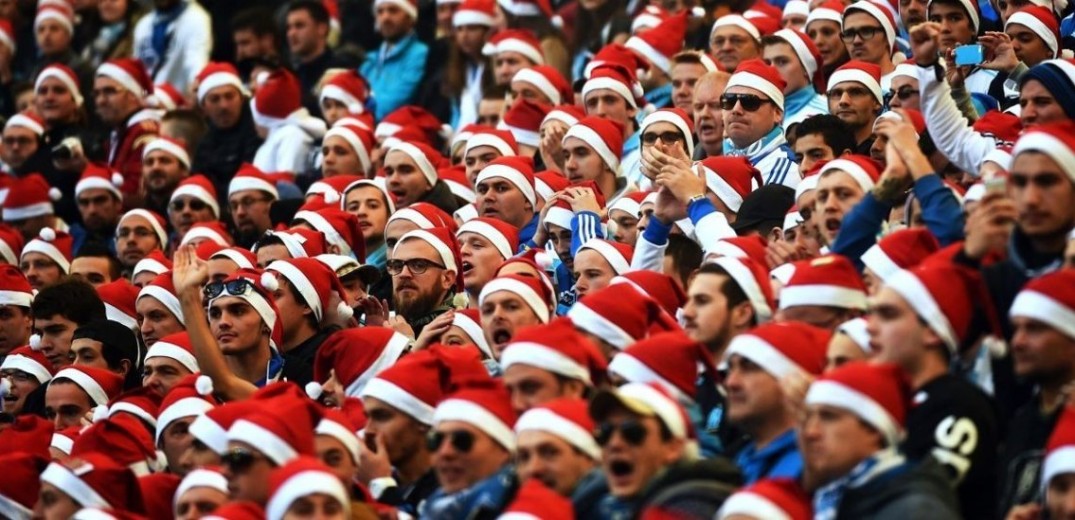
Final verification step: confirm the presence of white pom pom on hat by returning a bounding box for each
[305,381,323,400]
[48,187,62,201]
[111,172,124,187]
[92,405,109,423]
[260,272,279,292]
[38,228,56,242]
[29,334,42,350]
[195,374,214,396]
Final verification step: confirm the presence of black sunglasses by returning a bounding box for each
[203,278,257,299]
[595,420,648,446]
[720,93,772,112]
[387,258,447,276]
[884,87,920,103]
[427,429,475,453]
[840,27,883,42]
[641,131,685,146]
[170,198,209,212]
[222,447,264,472]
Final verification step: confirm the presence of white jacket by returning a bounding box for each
[133,1,212,94]
[917,64,999,176]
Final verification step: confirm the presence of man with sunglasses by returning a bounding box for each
[169,174,221,242]
[826,61,885,155]
[390,228,461,337]
[721,60,801,188]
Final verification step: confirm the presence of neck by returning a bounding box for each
[1039,371,1075,412]
[281,325,316,353]
[226,343,271,383]
[879,57,895,76]
[853,125,872,146]
[300,47,326,65]
[749,414,795,450]
[1029,230,1071,256]
[397,448,432,485]
[598,174,617,201]
[909,353,948,390]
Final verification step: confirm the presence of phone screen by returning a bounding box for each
[954,44,984,67]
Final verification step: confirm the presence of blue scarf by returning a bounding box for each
[784,86,821,119]
[813,448,905,520]
[420,465,515,519]
[146,1,187,73]
[723,125,783,161]
[255,351,285,387]
[366,242,387,270]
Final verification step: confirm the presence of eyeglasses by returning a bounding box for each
[720,93,773,112]
[840,27,884,42]
[170,198,209,212]
[115,227,156,240]
[203,278,257,299]
[884,87,920,104]
[386,258,446,276]
[427,429,475,453]
[641,131,685,146]
[595,420,648,446]
[221,447,264,473]
[826,86,873,100]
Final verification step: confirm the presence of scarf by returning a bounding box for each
[420,465,515,519]
[785,86,821,119]
[256,351,285,387]
[146,0,187,74]
[723,125,785,162]
[366,242,387,270]
[813,448,906,520]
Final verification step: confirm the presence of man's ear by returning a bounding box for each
[731,301,755,330]
[118,359,132,377]
[442,269,457,292]
[766,226,783,243]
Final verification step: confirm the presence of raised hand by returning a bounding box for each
[413,310,454,351]
[564,186,603,215]
[963,193,1017,260]
[172,245,209,297]
[909,22,943,67]
[978,32,1019,74]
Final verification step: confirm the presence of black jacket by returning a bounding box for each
[418,180,465,215]
[192,104,263,201]
[281,329,331,387]
[837,457,961,520]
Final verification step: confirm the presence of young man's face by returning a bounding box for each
[1,125,38,170]
[1010,315,1075,382]
[476,178,533,230]
[160,417,196,476]
[724,355,789,434]
[35,314,79,368]
[609,209,640,247]
[867,285,940,370]
[136,296,185,347]
[458,232,505,294]
[815,169,867,244]
[1,368,41,415]
[1009,152,1075,241]
[494,52,532,86]
[670,62,707,114]
[516,430,596,496]
[464,145,501,181]
[71,337,110,370]
[682,272,735,353]
[208,297,266,355]
[503,363,583,414]
[583,90,636,135]
[572,250,616,299]
[391,239,455,321]
[827,81,880,136]
[799,404,884,488]
[841,12,890,64]
[143,150,187,195]
[143,356,192,396]
[929,1,976,51]
[223,441,276,504]
[887,75,921,111]
[316,434,358,484]
[481,291,544,359]
[34,76,80,125]
[793,132,837,174]
[229,189,274,236]
[70,255,115,287]
[384,150,432,209]
[598,408,683,498]
[344,186,391,244]
[200,86,244,129]
[806,20,848,68]
[375,4,414,41]
[431,420,511,493]
[362,395,429,467]
[286,9,326,59]
[562,136,610,186]
[116,214,164,268]
[900,0,929,27]
[0,304,31,356]
[20,252,63,291]
[169,195,217,237]
[763,41,809,94]
[44,381,94,429]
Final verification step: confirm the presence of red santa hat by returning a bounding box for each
[861,228,941,282]
[723,321,830,379]
[433,380,518,451]
[884,262,992,353]
[119,209,169,250]
[577,238,634,275]
[464,128,519,158]
[718,478,812,520]
[1044,405,1075,489]
[40,453,144,513]
[75,163,124,201]
[727,59,787,110]
[314,402,365,464]
[169,174,220,217]
[137,272,183,326]
[497,0,552,17]
[35,64,83,106]
[973,110,1023,144]
[607,331,716,403]
[375,106,449,143]
[141,136,191,170]
[0,452,46,517]
[625,12,688,75]
[819,154,882,192]
[806,361,910,446]
[440,166,477,203]
[374,0,418,18]
[590,382,696,450]
[457,217,520,260]
[394,227,464,290]
[361,344,489,425]
[711,235,768,266]
[844,0,898,48]
[568,284,679,351]
[1010,269,1075,340]
[499,98,553,147]
[266,457,350,520]
[608,190,649,219]
[21,228,73,273]
[175,467,228,505]
[226,385,321,465]
[779,255,868,311]
[483,29,545,65]
[583,63,644,109]
[698,156,762,213]
[319,71,370,114]
[228,163,280,199]
[72,413,159,476]
[563,116,625,172]
[97,58,152,98]
[179,221,233,248]
[475,156,537,206]
[514,398,600,460]
[641,108,695,158]
[97,279,140,331]
[294,207,365,260]
[209,247,257,270]
[252,69,302,121]
[1012,120,1075,184]
[705,256,775,323]
[266,257,352,325]
[0,19,14,54]
[541,104,586,129]
[35,5,73,35]
[386,202,457,231]
[149,83,185,111]
[1007,6,1061,58]
[501,317,607,384]
[806,0,845,27]
[324,124,374,174]
[5,110,45,136]
[829,60,884,104]
[312,328,409,397]
[453,0,497,26]
[343,177,396,214]
[1,345,54,386]
[3,173,60,222]
[0,264,32,308]
[608,270,685,318]
[534,170,571,204]
[386,141,444,187]
[448,308,493,358]
[51,366,124,407]
[145,333,199,379]
[188,398,262,455]
[632,5,669,32]
[773,28,825,91]
[0,224,22,265]
[308,174,363,201]
[500,478,574,520]
[196,62,249,104]
[479,274,553,325]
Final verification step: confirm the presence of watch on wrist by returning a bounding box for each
[687,193,707,206]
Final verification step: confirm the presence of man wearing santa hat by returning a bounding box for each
[361,0,429,120]
[191,62,262,194]
[141,136,191,218]
[722,60,801,188]
[514,398,602,502]
[1,111,43,175]
[390,228,461,337]
[94,58,161,199]
[0,265,33,356]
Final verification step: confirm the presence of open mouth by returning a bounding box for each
[608,458,635,477]
[491,327,513,346]
[824,218,841,232]
[481,207,498,216]
[461,261,474,274]
[389,188,407,199]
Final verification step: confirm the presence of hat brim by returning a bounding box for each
[340,264,382,286]
[589,387,658,422]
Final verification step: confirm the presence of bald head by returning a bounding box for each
[693,71,732,156]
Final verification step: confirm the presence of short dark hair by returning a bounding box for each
[664,234,703,288]
[695,263,752,320]
[287,0,330,25]
[793,114,856,158]
[74,243,123,280]
[31,277,106,325]
[72,319,139,375]
[231,7,277,36]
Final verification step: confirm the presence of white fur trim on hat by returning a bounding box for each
[641,111,695,159]
[175,469,229,506]
[35,9,72,35]
[1013,132,1075,184]
[197,72,249,104]
[21,238,69,273]
[1044,446,1075,491]
[41,463,110,509]
[267,260,326,322]
[138,285,184,326]
[1,354,51,384]
[702,167,747,213]
[625,36,672,75]
[104,303,137,331]
[360,377,436,425]
[3,201,55,222]
[52,368,109,405]
[778,283,867,311]
[497,121,541,148]
[395,229,457,273]
[387,142,439,187]
[718,491,793,520]
[1007,11,1059,57]
[775,28,819,79]
[97,62,146,97]
[465,133,518,158]
[433,398,516,451]
[512,68,563,105]
[884,268,959,352]
[320,84,364,114]
[156,397,214,445]
[228,176,279,199]
[316,417,361,463]
[143,139,191,169]
[1010,290,1075,341]
[6,113,44,135]
[453,9,496,27]
[458,220,515,259]
[486,38,544,65]
[475,163,537,207]
[479,277,550,323]
[727,71,786,111]
[608,353,690,402]
[344,332,409,398]
[821,158,876,192]
[724,334,804,379]
[0,289,32,308]
[188,414,229,455]
[567,302,635,349]
[844,1,896,48]
[611,382,688,438]
[860,243,901,282]
[452,311,493,358]
[582,76,638,109]
[145,341,198,374]
[36,67,83,106]
[515,407,600,459]
[501,342,590,383]
[563,124,620,172]
[266,470,350,520]
[179,226,229,247]
[578,239,630,274]
[227,419,298,466]
[710,257,772,322]
[806,379,901,446]
[374,0,417,18]
[711,14,761,41]
[324,127,372,174]
[542,109,580,128]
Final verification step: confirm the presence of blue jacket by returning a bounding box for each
[360,32,428,121]
[735,429,802,484]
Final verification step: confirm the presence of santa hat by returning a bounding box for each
[176,467,228,505]
[40,453,144,513]
[1006,6,1060,57]
[444,309,491,358]
[607,331,715,402]
[514,398,600,463]
[141,136,191,170]
[583,63,644,109]
[137,272,184,326]
[35,64,83,106]
[499,98,553,147]
[179,221,233,248]
[541,104,586,129]
[228,163,279,199]
[844,0,898,48]
[394,227,464,290]
[294,207,366,260]
[97,58,152,98]
[0,264,32,308]
[35,5,73,35]
[563,116,625,172]
[829,60,884,104]
[386,141,444,187]
[50,426,80,455]
[568,284,679,351]
[3,173,60,221]
[1,345,53,385]
[465,129,519,158]
[723,321,830,380]
[1010,268,1075,340]
[0,225,22,265]
[1043,405,1075,489]
[711,236,768,266]
[608,190,649,219]
[167,174,219,217]
[188,398,263,455]
[483,29,544,65]
[974,110,1023,144]
[343,177,397,214]
[608,270,686,318]
[207,269,283,348]
[51,366,124,407]
[97,279,140,331]
[457,218,520,260]
[590,382,696,450]
[500,478,574,520]
[308,174,363,201]
[861,228,941,283]
[475,156,537,206]
[806,361,909,445]
[710,14,763,44]
[72,413,159,476]
[718,478,812,520]
[375,106,449,143]
[779,255,868,310]
[266,258,353,325]
[209,247,257,270]
[836,317,873,355]
[314,402,365,463]
[386,202,456,231]
[0,19,14,54]
[440,166,477,203]
[21,228,73,273]
[75,163,124,201]
[625,12,688,75]
[704,256,775,323]
[119,209,169,250]
[727,59,787,111]
[641,108,695,158]
[513,66,574,106]
[806,0,845,27]
[0,452,46,518]
[149,83,185,111]
[5,111,45,136]
[361,344,489,425]
[502,318,606,385]
[774,28,824,91]
[266,457,350,520]
[1012,120,1075,184]
[479,274,553,325]
[497,0,552,16]
[698,156,762,213]
[251,69,302,121]
[226,385,321,466]
[374,0,418,18]
[884,262,993,352]
[324,124,374,175]
[433,380,518,451]
[196,62,249,104]
[819,155,882,192]
[312,328,408,397]
[577,238,634,275]
[453,0,496,26]
[533,171,570,206]
[319,71,370,114]
[144,333,199,380]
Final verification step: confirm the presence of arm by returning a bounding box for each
[829,193,892,271]
[949,83,980,122]
[687,198,736,253]
[570,211,604,255]
[913,175,966,246]
[630,217,671,272]
[173,246,257,401]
